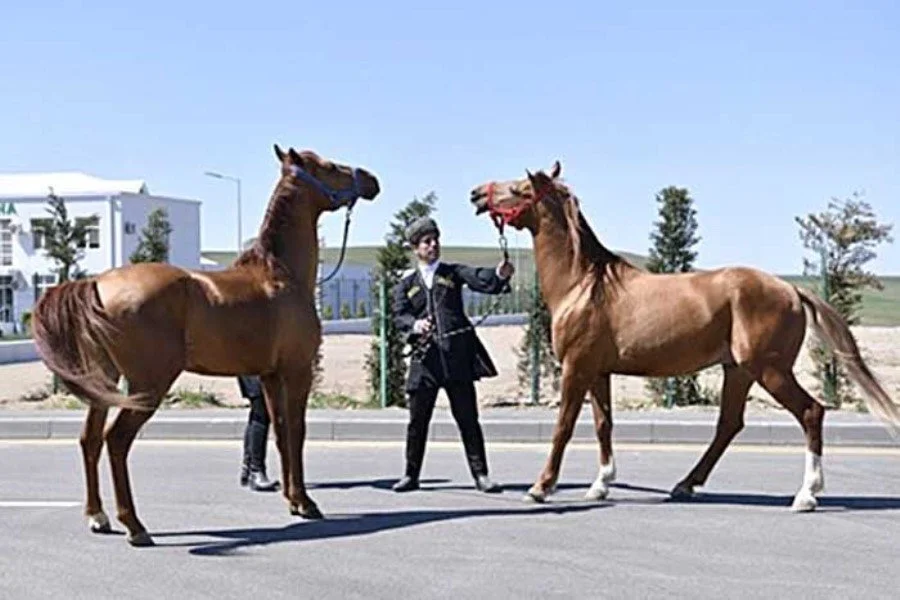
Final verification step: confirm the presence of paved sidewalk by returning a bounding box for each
[1,406,897,446]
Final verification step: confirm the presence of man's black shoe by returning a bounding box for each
[475,475,502,493]
[392,476,420,492]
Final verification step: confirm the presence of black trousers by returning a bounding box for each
[404,380,489,479]
[247,392,270,427]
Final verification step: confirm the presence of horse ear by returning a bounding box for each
[550,160,561,179]
[288,148,302,164]
[525,169,535,184]
[274,144,285,162]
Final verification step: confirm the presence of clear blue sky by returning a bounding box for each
[2,1,898,274]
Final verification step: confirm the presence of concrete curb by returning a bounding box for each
[0,413,896,446]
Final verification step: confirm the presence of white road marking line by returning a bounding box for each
[1,439,898,455]
[0,501,80,508]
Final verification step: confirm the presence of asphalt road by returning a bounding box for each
[1,440,898,599]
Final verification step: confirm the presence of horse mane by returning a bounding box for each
[232,177,298,278]
[549,181,622,275]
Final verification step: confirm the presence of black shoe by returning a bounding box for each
[248,470,279,492]
[239,464,250,487]
[392,476,420,492]
[475,474,502,493]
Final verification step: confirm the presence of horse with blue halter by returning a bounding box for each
[31,145,380,546]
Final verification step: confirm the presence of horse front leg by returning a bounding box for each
[525,361,588,503]
[261,374,290,505]
[282,365,321,519]
[585,375,615,501]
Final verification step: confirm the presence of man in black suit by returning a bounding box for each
[391,216,514,493]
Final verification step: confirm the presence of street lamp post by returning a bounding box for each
[204,171,242,255]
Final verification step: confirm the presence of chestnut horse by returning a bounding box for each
[470,162,899,512]
[32,145,380,545]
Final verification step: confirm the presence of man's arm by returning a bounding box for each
[451,263,512,295]
[392,277,418,342]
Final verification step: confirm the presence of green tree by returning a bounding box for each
[795,192,893,408]
[645,186,707,406]
[365,192,437,407]
[42,189,90,282]
[130,207,173,263]
[514,273,561,402]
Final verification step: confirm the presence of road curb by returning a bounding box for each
[0,415,896,446]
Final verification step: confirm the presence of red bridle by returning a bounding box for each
[484,181,541,234]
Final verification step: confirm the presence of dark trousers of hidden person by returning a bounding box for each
[237,375,279,492]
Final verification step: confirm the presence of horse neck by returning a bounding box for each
[280,205,320,291]
[531,204,624,313]
[253,181,322,291]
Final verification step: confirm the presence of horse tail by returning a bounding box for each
[31,279,157,411]
[795,285,900,430]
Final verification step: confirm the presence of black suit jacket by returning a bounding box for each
[393,262,511,391]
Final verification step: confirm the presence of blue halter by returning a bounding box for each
[289,164,362,208]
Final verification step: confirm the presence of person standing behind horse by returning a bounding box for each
[391,216,514,493]
[236,375,279,492]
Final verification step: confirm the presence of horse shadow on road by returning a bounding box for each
[152,501,608,556]
[608,482,900,511]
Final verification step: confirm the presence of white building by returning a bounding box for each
[0,172,201,335]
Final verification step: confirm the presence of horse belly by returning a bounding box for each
[183,311,279,375]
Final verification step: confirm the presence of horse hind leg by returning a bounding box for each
[585,375,615,501]
[78,357,118,534]
[757,366,825,512]
[103,362,171,545]
[81,405,111,533]
[672,365,754,498]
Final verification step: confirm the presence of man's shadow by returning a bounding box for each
[152,502,608,556]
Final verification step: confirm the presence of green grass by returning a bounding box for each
[163,387,226,408]
[308,392,380,409]
[780,275,900,327]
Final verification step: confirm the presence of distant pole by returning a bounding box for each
[820,247,837,404]
[204,171,242,255]
[379,278,388,408]
[531,269,540,405]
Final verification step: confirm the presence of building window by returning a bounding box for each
[33,273,57,301]
[0,275,13,323]
[0,219,12,266]
[76,216,100,249]
[31,219,52,250]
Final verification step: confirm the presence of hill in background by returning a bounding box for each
[201,246,900,326]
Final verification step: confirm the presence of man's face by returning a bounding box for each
[414,233,440,263]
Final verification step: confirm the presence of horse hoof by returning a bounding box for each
[670,483,695,500]
[127,531,155,547]
[791,492,817,513]
[88,513,112,534]
[584,485,609,501]
[523,490,546,504]
[291,503,324,520]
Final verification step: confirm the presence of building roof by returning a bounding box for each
[0,172,149,199]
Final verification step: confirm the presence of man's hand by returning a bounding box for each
[413,317,433,335]
[497,260,515,279]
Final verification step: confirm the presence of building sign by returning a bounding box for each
[0,203,16,216]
